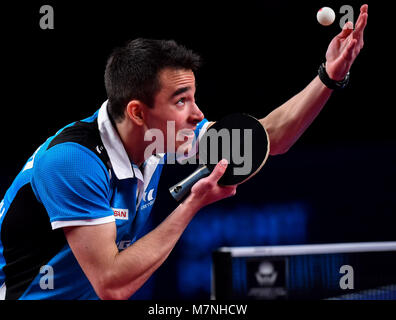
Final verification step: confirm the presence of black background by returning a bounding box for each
[2,0,387,166]
[1,0,395,300]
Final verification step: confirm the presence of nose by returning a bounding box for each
[189,102,205,125]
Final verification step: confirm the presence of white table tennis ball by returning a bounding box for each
[317,7,336,26]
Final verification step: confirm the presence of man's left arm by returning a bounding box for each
[261,4,368,155]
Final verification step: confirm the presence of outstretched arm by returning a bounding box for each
[261,4,368,155]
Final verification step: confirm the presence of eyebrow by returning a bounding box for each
[170,80,197,99]
[170,86,192,99]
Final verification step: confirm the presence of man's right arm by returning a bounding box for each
[64,159,236,300]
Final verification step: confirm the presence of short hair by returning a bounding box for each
[104,38,202,122]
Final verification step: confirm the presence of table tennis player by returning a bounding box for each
[0,5,367,300]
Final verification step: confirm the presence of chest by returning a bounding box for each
[108,164,163,249]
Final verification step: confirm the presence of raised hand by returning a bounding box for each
[325,4,368,81]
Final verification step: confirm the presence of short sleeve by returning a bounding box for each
[32,142,115,229]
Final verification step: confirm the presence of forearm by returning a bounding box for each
[102,196,202,299]
[66,161,234,300]
[261,76,333,155]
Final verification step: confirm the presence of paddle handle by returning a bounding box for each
[169,165,211,202]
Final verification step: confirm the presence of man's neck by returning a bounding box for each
[114,120,146,167]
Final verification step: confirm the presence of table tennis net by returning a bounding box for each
[211,242,396,300]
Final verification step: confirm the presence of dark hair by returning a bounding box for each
[104,38,202,122]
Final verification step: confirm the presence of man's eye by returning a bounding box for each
[176,98,186,106]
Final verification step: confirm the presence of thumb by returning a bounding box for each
[208,159,228,183]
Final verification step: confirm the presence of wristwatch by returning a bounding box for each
[318,63,350,90]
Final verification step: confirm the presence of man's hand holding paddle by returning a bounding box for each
[188,159,237,210]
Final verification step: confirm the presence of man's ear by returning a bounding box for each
[125,100,145,126]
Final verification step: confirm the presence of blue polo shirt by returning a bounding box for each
[0,101,208,300]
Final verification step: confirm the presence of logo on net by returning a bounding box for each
[255,261,278,286]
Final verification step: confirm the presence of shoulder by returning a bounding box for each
[47,120,111,170]
[32,119,112,179]
[32,142,111,199]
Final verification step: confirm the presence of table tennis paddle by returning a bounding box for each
[169,113,270,201]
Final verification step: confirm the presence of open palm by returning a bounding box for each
[325,4,368,81]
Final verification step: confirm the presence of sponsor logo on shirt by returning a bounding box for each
[140,188,155,210]
[141,201,154,210]
[112,208,129,220]
[144,189,154,202]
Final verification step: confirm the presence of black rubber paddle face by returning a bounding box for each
[198,113,269,185]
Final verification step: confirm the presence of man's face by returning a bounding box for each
[143,68,204,153]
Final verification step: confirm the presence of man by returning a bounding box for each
[0,5,367,300]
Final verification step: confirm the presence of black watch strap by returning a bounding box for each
[318,63,350,90]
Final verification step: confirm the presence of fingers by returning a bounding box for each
[189,159,237,207]
[355,4,368,28]
[354,12,368,35]
[206,159,237,197]
[221,185,238,198]
[339,5,368,66]
[354,5,368,36]
[208,159,229,183]
[209,160,237,198]
[338,5,368,41]
[337,21,354,39]
[343,38,358,61]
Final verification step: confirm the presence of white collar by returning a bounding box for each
[97,100,144,181]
